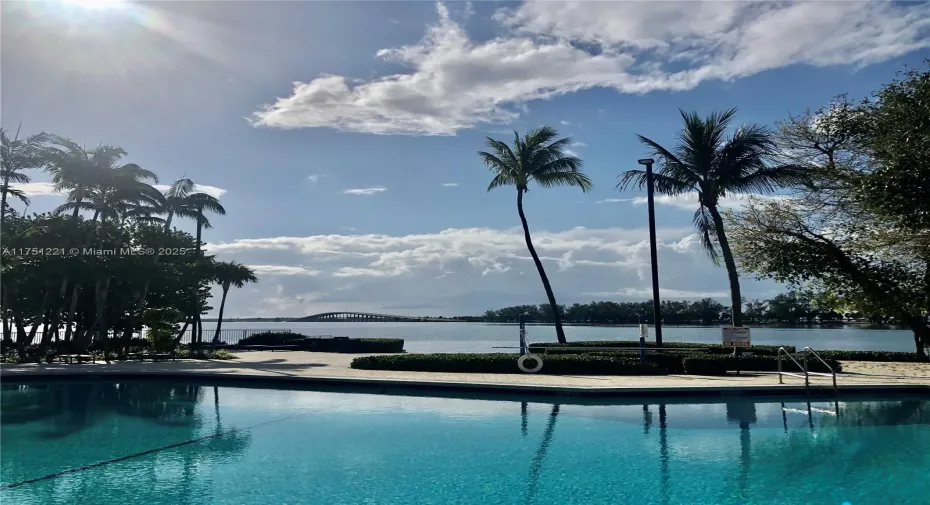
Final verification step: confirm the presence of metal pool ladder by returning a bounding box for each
[777,346,838,395]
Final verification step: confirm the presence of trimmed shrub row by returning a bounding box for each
[812,350,927,363]
[351,353,663,375]
[348,350,842,377]
[529,340,795,356]
[237,332,405,353]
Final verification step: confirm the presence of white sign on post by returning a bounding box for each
[639,324,649,340]
[722,327,751,347]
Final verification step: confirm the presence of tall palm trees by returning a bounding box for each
[211,261,257,343]
[479,126,592,343]
[619,109,807,327]
[1,127,49,228]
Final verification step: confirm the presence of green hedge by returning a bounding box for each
[813,350,926,363]
[682,356,729,376]
[350,353,663,375]
[237,332,404,353]
[528,341,794,356]
[678,353,843,374]
[238,331,304,346]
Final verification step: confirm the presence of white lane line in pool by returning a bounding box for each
[782,407,837,416]
[0,412,308,490]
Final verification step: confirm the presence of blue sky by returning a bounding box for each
[3,0,929,317]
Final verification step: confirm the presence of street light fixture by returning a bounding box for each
[638,158,663,346]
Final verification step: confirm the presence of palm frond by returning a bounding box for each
[115,163,158,183]
[487,172,517,192]
[4,187,30,206]
[1,171,31,184]
[534,169,593,192]
[166,178,195,199]
[189,193,226,215]
[616,169,693,195]
[693,204,720,264]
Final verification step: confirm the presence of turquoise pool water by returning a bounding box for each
[2,382,928,505]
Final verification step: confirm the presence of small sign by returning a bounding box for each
[722,327,751,347]
[639,324,649,339]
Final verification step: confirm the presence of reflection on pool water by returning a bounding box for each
[1,381,928,505]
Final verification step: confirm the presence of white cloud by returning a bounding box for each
[248,265,322,276]
[441,182,459,187]
[631,193,786,210]
[153,184,226,199]
[564,148,579,157]
[12,182,59,196]
[17,182,227,199]
[251,1,929,135]
[306,174,323,183]
[343,187,387,196]
[570,141,586,148]
[596,198,633,204]
[206,224,784,317]
[560,120,571,126]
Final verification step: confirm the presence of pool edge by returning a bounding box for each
[3,368,928,400]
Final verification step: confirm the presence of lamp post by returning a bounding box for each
[639,158,663,346]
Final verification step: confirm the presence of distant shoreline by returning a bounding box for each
[201,318,909,330]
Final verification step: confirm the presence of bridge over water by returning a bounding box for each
[295,311,423,322]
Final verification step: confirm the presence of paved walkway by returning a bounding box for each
[2,351,928,396]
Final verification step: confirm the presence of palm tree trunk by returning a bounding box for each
[191,209,204,344]
[64,284,80,342]
[213,286,230,343]
[708,206,743,327]
[0,180,9,229]
[517,189,567,343]
[173,317,192,347]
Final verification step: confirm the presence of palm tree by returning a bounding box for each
[0,126,49,228]
[121,178,218,348]
[618,109,807,327]
[479,126,591,343]
[211,261,257,343]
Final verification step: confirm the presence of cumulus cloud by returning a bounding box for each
[343,187,387,195]
[631,193,787,210]
[202,224,781,318]
[596,198,634,204]
[153,184,227,198]
[248,265,322,276]
[12,182,59,196]
[441,182,459,187]
[306,174,324,183]
[251,1,929,135]
[17,182,227,199]
[570,141,586,148]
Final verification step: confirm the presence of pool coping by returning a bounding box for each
[4,368,928,400]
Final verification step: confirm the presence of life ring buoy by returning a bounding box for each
[517,354,544,373]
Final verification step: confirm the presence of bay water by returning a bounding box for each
[205,321,917,353]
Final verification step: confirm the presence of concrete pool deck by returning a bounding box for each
[2,351,928,398]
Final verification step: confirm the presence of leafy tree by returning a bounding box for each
[729,101,929,356]
[211,261,258,342]
[853,60,930,231]
[479,126,592,343]
[619,109,808,327]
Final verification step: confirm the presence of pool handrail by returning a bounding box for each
[777,347,807,385]
[803,346,838,396]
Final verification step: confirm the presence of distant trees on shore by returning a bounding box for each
[482,289,874,326]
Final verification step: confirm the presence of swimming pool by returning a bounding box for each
[2,381,928,505]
